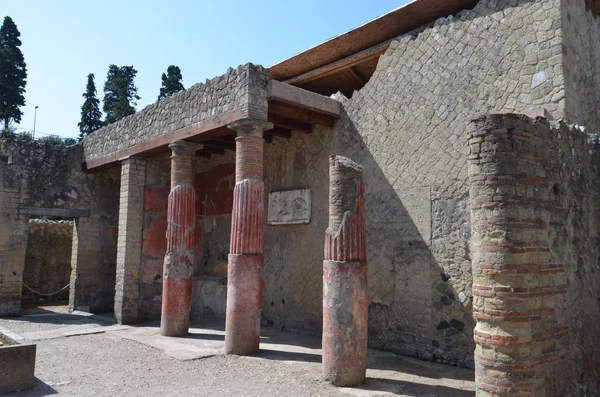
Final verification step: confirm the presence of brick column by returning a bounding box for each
[160,140,198,336]
[224,118,272,355]
[322,155,368,386]
[114,157,145,324]
[468,114,567,396]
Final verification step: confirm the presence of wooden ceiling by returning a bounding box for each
[188,105,337,159]
[269,0,480,97]
[185,80,340,159]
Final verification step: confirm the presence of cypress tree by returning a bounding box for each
[0,16,27,130]
[77,73,103,141]
[103,65,140,125]
[158,65,184,100]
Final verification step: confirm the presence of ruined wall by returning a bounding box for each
[322,0,564,367]
[0,139,119,315]
[561,0,600,132]
[82,64,270,163]
[258,0,574,367]
[138,151,235,321]
[468,114,600,395]
[553,123,600,395]
[22,220,73,302]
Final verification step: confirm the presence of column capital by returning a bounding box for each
[227,118,273,137]
[169,140,198,157]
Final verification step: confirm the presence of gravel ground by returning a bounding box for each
[1,313,475,397]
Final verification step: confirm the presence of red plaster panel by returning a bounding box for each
[142,259,164,284]
[195,165,235,218]
[145,184,170,213]
[142,215,168,258]
[206,165,235,216]
[103,225,119,245]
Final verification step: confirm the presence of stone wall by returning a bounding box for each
[0,139,120,315]
[320,0,567,367]
[22,220,73,302]
[185,0,581,367]
[468,114,600,395]
[82,64,270,163]
[561,0,600,132]
[553,122,600,394]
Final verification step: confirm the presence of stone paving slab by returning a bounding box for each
[21,323,131,341]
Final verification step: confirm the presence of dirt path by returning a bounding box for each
[1,311,475,397]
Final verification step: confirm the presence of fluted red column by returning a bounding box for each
[160,140,198,336]
[323,155,368,386]
[225,119,273,355]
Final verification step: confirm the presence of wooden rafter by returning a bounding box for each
[269,101,334,128]
[347,67,366,86]
[283,40,391,86]
[268,113,312,133]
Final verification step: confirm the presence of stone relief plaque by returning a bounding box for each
[268,189,311,225]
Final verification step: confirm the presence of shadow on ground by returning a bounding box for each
[11,378,58,397]
[356,377,475,397]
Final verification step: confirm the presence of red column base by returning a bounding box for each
[224,253,264,355]
[322,260,368,386]
[160,276,193,336]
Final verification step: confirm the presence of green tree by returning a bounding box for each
[158,65,184,100]
[77,73,103,141]
[0,16,27,130]
[103,65,140,124]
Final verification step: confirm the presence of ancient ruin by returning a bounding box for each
[2,0,600,395]
[322,155,368,386]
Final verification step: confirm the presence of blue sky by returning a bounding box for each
[1,0,406,139]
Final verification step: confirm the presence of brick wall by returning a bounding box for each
[22,220,73,302]
[114,158,146,324]
[468,114,569,395]
[468,113,600,394]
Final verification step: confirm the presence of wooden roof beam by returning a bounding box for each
[268,113,312,133]
[269,101,334,128]
[283,40,391,86]
[348,67,367,86]
[267,80,341,117]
